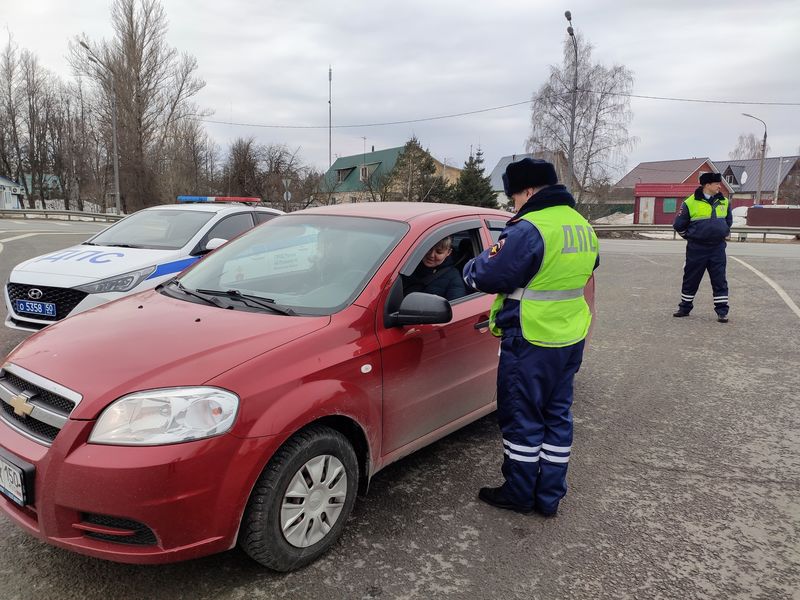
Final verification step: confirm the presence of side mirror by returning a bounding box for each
[386,292,452,327]
[204,237,228,252]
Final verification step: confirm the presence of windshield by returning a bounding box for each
[88,209,215,250]
[176,214,408,315]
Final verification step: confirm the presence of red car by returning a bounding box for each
[0,202,595,571]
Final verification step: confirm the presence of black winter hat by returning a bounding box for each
[699,172,722,185]
[503,158,559,196]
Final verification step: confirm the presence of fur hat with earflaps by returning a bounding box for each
[502,158,559,196]
[699,172,722,185]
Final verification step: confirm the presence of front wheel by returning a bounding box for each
[239,425,358,571]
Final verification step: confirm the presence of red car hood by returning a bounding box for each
[6,290,330,419]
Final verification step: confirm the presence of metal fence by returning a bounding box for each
[591,223,800,242]
[0,209,124,223]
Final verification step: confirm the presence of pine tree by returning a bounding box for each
[389,136,439,202]
[453,149,497,208]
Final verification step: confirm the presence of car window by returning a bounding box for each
[254,212,277,225]
[400,226,483,303]
[177,215,408,315]
[205,213,255,243]
[89,210,215,250]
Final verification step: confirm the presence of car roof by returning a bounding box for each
[142,203,282,215]
[296,202,511,223]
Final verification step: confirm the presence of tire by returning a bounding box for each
[239,425,358,571]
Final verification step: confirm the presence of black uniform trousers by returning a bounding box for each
[678,240,729,316]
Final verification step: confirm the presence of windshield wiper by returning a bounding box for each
[167,280,224,307]
[196,288,295,315]
[102,243,143,248]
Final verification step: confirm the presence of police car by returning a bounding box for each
[4,197,282,331]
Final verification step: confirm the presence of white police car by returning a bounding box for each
[5,197,282,331]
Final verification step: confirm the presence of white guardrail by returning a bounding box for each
[591,223,800,242]
[0,209,124,223]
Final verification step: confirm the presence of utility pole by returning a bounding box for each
[328,66,332,169]
[565,10,578,193]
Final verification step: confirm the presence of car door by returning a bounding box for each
[377,218,499,456]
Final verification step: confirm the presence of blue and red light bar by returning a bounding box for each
[177,196,261,203]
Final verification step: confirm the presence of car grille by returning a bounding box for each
[80,513,158,546]
[6,283,88,321]
[0,369,78,445]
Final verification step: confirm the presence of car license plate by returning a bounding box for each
[13,299,56,317]
[0,455,25,506]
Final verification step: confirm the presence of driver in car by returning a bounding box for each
[402,236,468,301]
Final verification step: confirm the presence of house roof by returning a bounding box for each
[616,158,713,188]
[323,146,404,193]
[0,175,20,188]
[713,156,799,193]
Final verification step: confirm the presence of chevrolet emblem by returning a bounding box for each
[9,392,35,417]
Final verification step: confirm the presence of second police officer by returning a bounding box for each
[463,158,599,516]
[672,171,732,322]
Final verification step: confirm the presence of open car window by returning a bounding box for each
[399,225,485,304]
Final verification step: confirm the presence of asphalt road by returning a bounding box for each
[0,220,798,600]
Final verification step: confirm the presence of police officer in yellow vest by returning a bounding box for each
[673,172,732,322]
[463,158,598,516]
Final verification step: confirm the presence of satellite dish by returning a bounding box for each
[741,171,748,184]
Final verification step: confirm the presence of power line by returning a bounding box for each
[578,89,800,106]
[199,90,800,131]
[200,99,534,130]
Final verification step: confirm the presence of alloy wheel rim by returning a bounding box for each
[280,454,348,548]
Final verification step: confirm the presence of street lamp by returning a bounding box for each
[80,41,121,215]
[565,10,578,192]
[742,113,767,205]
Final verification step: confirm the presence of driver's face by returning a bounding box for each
[422,245,451,268]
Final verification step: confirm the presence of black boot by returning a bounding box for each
[673,311,690,317]
[478,486,534,514]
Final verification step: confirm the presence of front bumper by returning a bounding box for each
[4,286,118,332]
[0,416,279,564]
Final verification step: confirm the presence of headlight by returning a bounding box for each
[74,266,156,294]
[89,387,239,446]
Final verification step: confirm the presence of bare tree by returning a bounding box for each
[0,34,27,197]
[526,34,636,204]
[71,0,206,212]
[728,133,771,160]
[224,137,261,198]
[20,49,57,207]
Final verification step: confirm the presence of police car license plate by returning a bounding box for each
[14,300,56,317]
[0,456,25,506]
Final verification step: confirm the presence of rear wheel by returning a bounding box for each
[239,425,358,571]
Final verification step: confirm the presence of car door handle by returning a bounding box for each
[474,318,490,330]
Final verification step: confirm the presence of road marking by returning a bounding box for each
[0,233,43,243]
[0,231,97,257]
[731,256,800,320]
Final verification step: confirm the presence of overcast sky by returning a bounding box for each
[4,0,799,180]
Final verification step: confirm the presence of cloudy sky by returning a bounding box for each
[4,0,799,180]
